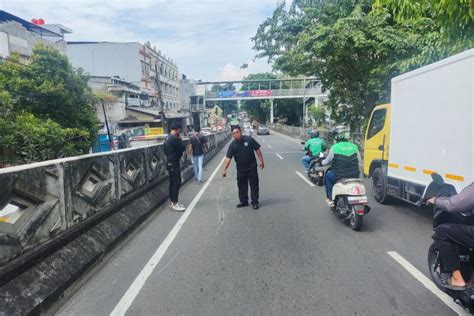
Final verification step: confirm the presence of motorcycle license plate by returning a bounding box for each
[348,196,368,204]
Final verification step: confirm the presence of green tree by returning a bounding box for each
[0,45,99,165]
[0,45,98,137]
[253,2,421,130]
[308,105,326,127]
[373,0,473,68]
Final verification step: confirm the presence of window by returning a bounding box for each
[367,108,387,139]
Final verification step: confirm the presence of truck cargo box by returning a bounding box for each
[388,49,473,192]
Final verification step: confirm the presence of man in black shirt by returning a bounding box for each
[222,126,265,209]
[164,123,186,212]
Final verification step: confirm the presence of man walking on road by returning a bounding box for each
[221,126,264,209]
[189,127,208,183]
[164,123,186,212]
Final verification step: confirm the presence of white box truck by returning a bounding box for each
[364,49,473,204]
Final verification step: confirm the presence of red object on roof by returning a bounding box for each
[37,18,45,25]
[31,18,38,24]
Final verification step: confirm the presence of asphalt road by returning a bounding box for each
[56,131,462,315]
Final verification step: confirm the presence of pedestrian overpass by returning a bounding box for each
[198,78,328,123]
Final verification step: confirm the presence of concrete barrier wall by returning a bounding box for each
[0,131,230,314]
[0,131,230,266]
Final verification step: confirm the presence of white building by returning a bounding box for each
[66,41,180,111]
[0,10,68,62]
[180,76,207,129]
[88,76,149,127]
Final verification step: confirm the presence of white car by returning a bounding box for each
[201,127,212,136]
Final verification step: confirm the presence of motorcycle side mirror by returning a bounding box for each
[431,173,444,185]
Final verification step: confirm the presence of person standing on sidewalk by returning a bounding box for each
[189,127,208,184]
[164,123,186,212]
[221,126,264,209]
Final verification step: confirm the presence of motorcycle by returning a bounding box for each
[315,166,370,231]
[423,173,474,312]
[300,142,326,186]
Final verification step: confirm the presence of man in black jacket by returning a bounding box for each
[427,183,474,289]
[164,123,186,211]
[221,126,264,209]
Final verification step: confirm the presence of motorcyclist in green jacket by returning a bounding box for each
[322,134,361,206]
[301,130,326,172]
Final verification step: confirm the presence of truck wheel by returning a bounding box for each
[372,168,389,204]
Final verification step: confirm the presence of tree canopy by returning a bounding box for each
[0,45,98,165]
[252,0,473,130]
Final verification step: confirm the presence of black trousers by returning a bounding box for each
[237,167,259,204]
[436,223,474,272]
[168,164,181,203]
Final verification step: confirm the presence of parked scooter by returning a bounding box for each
[423,174,474,312]
[315,166,371,231]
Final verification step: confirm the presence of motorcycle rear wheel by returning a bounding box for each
[350,210,363,231]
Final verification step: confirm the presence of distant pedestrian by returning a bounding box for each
[189,127,208,183]
[164,123,186,212]
[221,126,264,209]
[117,133,127,149]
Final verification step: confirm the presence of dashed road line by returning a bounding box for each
[275,153,283,160]
[295,171,315,187]
[387,251,469,316]
[267,145,272,149]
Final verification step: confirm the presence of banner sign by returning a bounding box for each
[217,90,272,98]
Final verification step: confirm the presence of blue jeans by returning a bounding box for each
[325,169,337,200]
[192,155,204,181]
[301,155,313,171]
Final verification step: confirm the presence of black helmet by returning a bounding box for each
[310,130,319,138]
[334,134,347,142]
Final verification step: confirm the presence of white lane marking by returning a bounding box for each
[295,171,315,187]
[387,251,469,316]
[110,157,226,316]
[267,144,272,149]
[270,129,302,145]
[275,153,283,160]
[262,139,265,142]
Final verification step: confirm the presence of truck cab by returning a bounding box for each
[364,104,391,177]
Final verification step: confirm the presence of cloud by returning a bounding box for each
[218,59,272,81]
[0,0,277,80]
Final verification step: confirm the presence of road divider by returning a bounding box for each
[296,171,315,187]
[387,251,469,316]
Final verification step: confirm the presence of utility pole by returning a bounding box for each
[101,99,114,151]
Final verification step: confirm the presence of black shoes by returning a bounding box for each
[236,202,260,209]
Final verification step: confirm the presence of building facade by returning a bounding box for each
[66,41,180,111]
[180,76,207,129]
[0,10,68,62]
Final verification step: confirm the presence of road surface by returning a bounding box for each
[57,131,462,315]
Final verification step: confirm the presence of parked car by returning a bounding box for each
[257,124,270,135]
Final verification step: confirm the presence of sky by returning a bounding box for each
[0,0,278,81]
